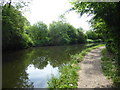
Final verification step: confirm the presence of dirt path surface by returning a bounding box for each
[78,46,113,88]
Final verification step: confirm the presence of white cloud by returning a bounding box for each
[24,0,93,31]
[65,11,93,31]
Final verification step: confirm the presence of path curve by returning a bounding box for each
[78,46,113,88]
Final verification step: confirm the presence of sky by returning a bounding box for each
[24,0,93,31]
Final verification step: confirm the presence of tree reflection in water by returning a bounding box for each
[3,44,86,88]
[15,70,34,88]
[32,56,48,69]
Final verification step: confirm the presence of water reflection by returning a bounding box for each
[26,62,59,88]
[2,44,85,88]
[15,70,34,88]
[32,56,49,69]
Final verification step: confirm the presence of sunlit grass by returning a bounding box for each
[48,60,79,88]
[87,39,103,43]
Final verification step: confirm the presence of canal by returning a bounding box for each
[3,44,91,88]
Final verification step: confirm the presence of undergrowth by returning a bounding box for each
[48,60,79,88]
[101,48,120,88]
[47,44,105,88]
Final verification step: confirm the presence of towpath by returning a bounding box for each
[78,46,113,88]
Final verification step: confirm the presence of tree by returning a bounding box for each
[2,4,33,50]
[86,30,98,40]
[71,1,120,64]
[77,28,87,43]
[49,21,70,45]
[66,23,78,44]
[1,0,32,11]
[28,21,49,46]
[49,21,86,45]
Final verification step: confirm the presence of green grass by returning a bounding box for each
[76,44,105,62]
[47,60,79,88]
[87,39,94,43]
[87,39,103,43]
[101,48,120,88]
[47,44,105,88]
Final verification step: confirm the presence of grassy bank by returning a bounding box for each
[47,44,105,88]
[101,48,120,88]
[87,39,103,43]
[48,60,79,88]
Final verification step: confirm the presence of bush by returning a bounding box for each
[48,61,79,88]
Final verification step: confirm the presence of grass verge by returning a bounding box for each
[47,44,105,88]
[101,48,120,88]
[47,60,79,88]
[72,44,105,62]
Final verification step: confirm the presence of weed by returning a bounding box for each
[48,61,79,88]
[101,48,120,88]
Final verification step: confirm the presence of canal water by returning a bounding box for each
[2,44,87,88]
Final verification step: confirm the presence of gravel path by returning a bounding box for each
[78,46,113,88]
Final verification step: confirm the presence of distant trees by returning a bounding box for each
[2,3,87,50]
[85,30,103,43]
[86,30,103,40]
[49,21,86,45]
[77,28,87,43]
[27,21,49,46]
[49,21,70,45]
[27,21,87,46]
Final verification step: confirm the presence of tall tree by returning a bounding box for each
[71,1,120,64]
[28,21,49,46]
[2,4,33,50]
[49,21,86,45]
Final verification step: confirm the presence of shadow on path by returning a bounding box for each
[78,46,113,88]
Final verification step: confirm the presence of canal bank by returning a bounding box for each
[47,44,105,88]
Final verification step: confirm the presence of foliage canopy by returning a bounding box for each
[71,1,120,64]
